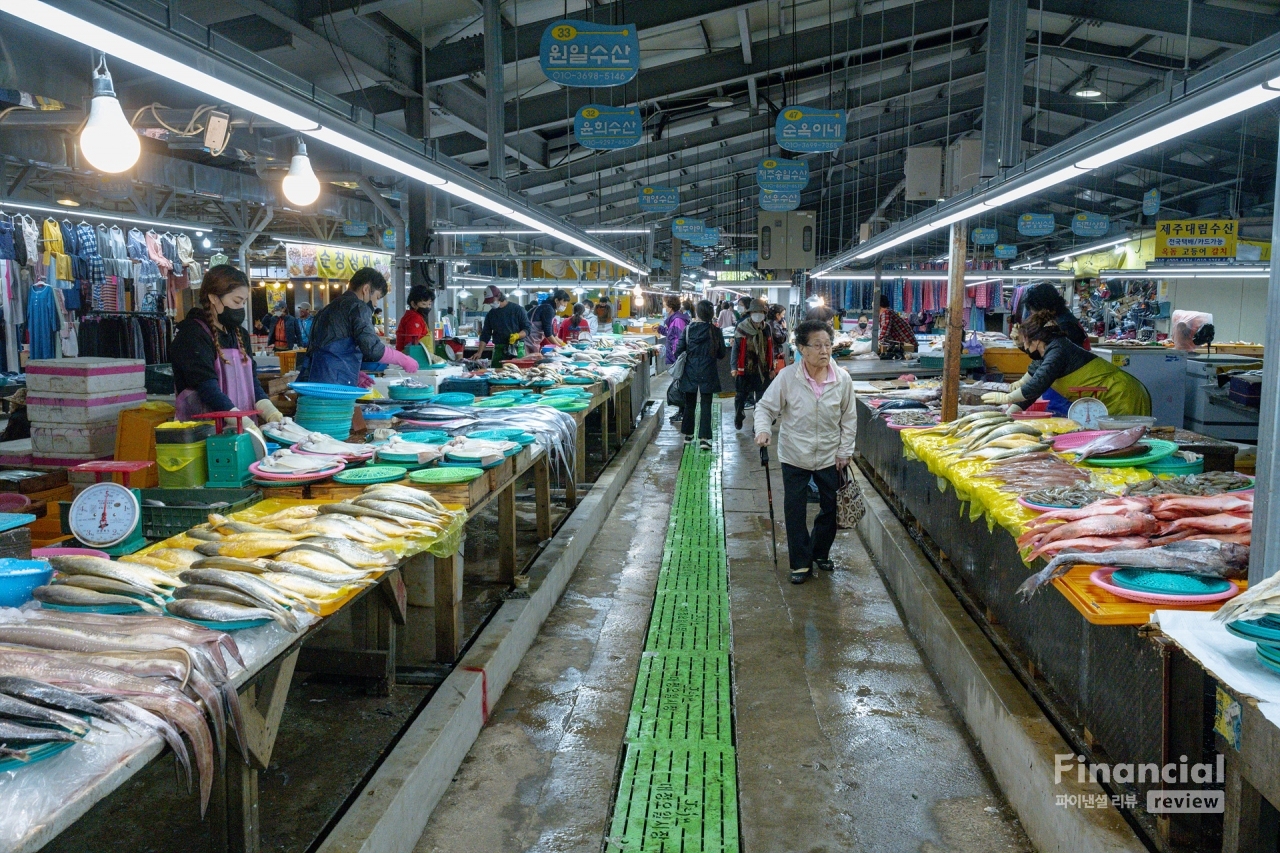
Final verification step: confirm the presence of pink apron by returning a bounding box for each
[175,319,257,420]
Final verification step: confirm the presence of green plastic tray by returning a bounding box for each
[409,466,484,484]
[333,465,408,484]
[471,396,514,408]
[1109,569,1232,596]
[1082,438,1178,468]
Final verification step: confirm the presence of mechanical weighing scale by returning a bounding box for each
[64,461,154,555]
[1065,386,1109,430]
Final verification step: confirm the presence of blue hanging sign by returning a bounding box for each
[756,158,809,191]
[688,227,720,248]
[759,188,801,212]
[1072,212,1110,238]
[638,185,679,212]
[993,244,1017,260]
[680,251,705,267]
[342,220,368,238]
[671,218,705,240]
[539,20,639,87]
[1017,212,1055,237]
[970,227,998,245]
[774,107,846,153]
[1143,188,1161,217]
[382,228,397,250]
[573,105,642,149]
[461,238,483,255]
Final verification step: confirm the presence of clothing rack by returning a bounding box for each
[77,311,172,364]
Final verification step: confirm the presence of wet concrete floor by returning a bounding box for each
[415,405,1035,852]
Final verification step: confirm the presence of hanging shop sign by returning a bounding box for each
[1155,219,1238,259]
[461,238,484,255]
[341,220,368,238]
[382,228,397,250]
[681,251,705,266]
[1017,212,1055,237]
[688,227,721,248]
[994,244,1017,260]
[285,242,392,281]
[671,217,705,240]
[1143,188,1161,217]
[638,185,679,212]
[759,188,801,212]
[97,179,132,201]
[756,158,809,191]
[1071,212,1110,238]
[540,20,639,87]
[774,107,846,153]
[573,105,642,149]
[970,227,998,245]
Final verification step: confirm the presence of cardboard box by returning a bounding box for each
[25,357,146,395]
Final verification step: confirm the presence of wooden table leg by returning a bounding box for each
[214,648,300,853]
[498,481,516,583]
[434,550,462,664]
[534,455,552,540]
[620,382,634,438]
[574,419,586,496]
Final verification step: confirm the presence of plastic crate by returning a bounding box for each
[919,353,984,370]
[137,488,261,539]
[145,364,174,395]
[439,376,490,397]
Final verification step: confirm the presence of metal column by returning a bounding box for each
[941,222,968,421]
[981,0,1027,178]
[405,98,432,293]
[483,0,506,185]
[871,259,882,346]
[1248,126,1280,583]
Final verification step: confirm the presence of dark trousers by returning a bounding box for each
[734,373,766,422]
[780,463,839,571]
[681,391,714,440]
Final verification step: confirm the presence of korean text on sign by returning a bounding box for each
[540,21,639,87]
[1155,219,1239,258]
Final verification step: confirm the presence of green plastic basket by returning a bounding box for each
[471,396,514,408]
[333,465,408,484]
[1110,568,1231,595]
[137,488,261,539]
[409,466,484,484]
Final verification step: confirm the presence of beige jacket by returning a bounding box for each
[754,362,858,470]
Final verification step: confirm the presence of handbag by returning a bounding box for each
[836,468,865,529]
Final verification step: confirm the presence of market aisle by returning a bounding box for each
[413,424,684,853]
[722,407,1034,852]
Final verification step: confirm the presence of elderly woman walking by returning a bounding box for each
[754,319,858,584]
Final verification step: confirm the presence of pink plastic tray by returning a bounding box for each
[32,546,109,560]
[1052,430,1116,451]
[1088,568,1241,605]
[248,460,346,481]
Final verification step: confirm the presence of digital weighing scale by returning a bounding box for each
[65,461,154,555]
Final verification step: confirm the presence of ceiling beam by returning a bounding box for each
[737,9,752,65]
[209,16,295,52]
[432,83,549,169]
[1039,0,1279,48]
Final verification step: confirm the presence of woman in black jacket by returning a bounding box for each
[675,300,727,450]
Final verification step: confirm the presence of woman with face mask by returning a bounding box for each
[171,264,283,422]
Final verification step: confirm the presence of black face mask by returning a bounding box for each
[218,306,245,328]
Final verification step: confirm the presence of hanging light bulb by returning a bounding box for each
[202,238,212,249]
[281,140,321,207]
[457,288,472,299]
[79,54,140,174]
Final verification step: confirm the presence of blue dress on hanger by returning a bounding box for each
[27,283,59,360]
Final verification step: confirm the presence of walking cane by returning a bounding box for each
[760,446,779,570]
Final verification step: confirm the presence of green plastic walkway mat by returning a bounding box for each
[607,405,740,852]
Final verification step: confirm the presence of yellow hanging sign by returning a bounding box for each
[1154,219,1238,259]
[285,242,392,280]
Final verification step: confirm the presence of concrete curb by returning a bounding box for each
[317,402,664,853]
[853,469,1144,853]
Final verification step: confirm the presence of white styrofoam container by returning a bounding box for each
[31,421,118,456]
[25,357,146,395]
[28,391,148,426]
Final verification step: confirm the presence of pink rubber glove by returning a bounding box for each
[356,372,375,389]
[382,347,420,373]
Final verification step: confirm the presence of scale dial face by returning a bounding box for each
[68,482,140,548]
[1067,397,1109,430]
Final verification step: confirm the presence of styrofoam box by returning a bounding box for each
[25,357,146,395]
[28,391,148,425]
[32,421,118,456]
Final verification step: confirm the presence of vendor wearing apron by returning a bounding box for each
[171,264,283,423]
[300,267,420,385]
[983,310,1151,416]
[477,285,531,367]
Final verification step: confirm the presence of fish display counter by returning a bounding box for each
[854,397,1258,850]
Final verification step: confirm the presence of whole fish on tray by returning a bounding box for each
[1069,426,1147,462]
[1017,539,1250,600]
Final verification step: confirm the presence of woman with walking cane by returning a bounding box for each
[754,319,858,585]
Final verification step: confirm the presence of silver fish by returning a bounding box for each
[287,537,395,568]
[0,692,89,734]
[321,502,405,524]
[189,556,269,573]
[49,555,181,591]
[351,499,438,524]
[0,719,79,742]
[53,574,168,606]
[265,558,378,586]
[178,569,315,614]
[32,584,163,614]
[167,598,294,633]
[0,675,126,723]
[1073,425,1147,462]
[1018,540,1250,600]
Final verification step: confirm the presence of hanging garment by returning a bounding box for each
[41,218,63,266]
[176,233,194,267]
[21,217,38,269]
[145,230,172,275]
[76,222,107,310]
[126,228,148,261]
[26,283,58,359]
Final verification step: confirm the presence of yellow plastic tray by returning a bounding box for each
[1051,566,1246,626]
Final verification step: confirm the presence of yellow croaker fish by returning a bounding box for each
[252,506,321,525]
[194,535,307,560]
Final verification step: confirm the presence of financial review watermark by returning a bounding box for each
[1055,754,1225,813]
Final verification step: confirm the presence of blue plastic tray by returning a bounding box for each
[288,382,369,400]
[1109,569,1233,596]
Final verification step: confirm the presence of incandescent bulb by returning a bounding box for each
[79,62,140,174]
[281,142,321,207]
[202,238,212,249]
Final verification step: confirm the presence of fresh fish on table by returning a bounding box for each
[1150,493,1253,518]
[172,586,301,630]
[256,449,345,474]
[32,584,165,613]
[52,574,169,606]
[0,719,80,743]
[1017,512,1160,559]
[320,502,407,524]
[0,692,90,734]
[359,484,446,511]
[288,537,395,568]
[1021,486,1117,508]
[350,499,443,526]
[295,514,389,543]
[251,505,321,525]
[296,434,373,458]
[195,534,310,560]
[260,417,315,444]
[186,529,223,542]
[167,598,295,630]
[189,556,270,574]
[178,568,315,613]
[1017,539,1250,600]
[265,558,378,586]
[1214,572,1280,624]
[0,675,125,723]
[1071,426,1147,462]
[49,555,182,591]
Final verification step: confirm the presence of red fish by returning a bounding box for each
[1160,513,1252,535]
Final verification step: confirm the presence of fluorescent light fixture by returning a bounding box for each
[0,0,647,274]
[436,229,539,235]
[456,288,472,298]
[55,198,81,207]
[1047,234,1136,262]
[812,269,1076,281]
[1073,87,1103,99]
[1076,84,1280,170]
[1099,264,1270,279]
[0,199,205,231]
[983,166,1088,209]
[853,223,936,259]
[585,228,651,234]
[202,238,212,248]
